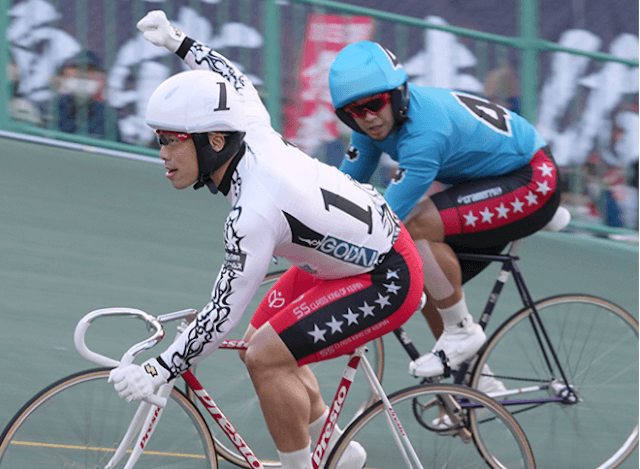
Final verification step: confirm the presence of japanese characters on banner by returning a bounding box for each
[5,0,638,172]
[283,15,375,157]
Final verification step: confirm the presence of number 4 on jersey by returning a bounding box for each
[453,92,513,136]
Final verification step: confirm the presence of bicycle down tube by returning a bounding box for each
[394,241,575,400]
[73,308,422,469]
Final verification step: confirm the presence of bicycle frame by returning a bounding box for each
[75,310,426,469]
[395,238,577,405]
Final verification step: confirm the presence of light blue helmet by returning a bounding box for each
[329,41,409,134]
[329,41,408,108]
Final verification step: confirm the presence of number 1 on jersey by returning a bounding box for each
[321,189,373,234]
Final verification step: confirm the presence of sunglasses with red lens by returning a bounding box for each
[155,130,192,146]
[344,93,392,119]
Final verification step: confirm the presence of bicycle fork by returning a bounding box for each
[317,346,425,469]
[104,383,175,469]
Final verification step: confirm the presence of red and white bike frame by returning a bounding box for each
[74,307,425,469]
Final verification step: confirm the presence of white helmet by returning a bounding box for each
[146,70,247,192]
[146,69,246,133]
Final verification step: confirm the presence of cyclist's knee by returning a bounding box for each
[239,324,257,363]
[404,198,444,242]
[244,325,295,375]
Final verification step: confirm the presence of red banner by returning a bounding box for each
[284,14,375,156]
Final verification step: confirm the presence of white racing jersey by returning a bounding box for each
[159,38,401,377]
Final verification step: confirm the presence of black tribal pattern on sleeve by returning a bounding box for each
[165,172,246,377]
[189,42,248,92]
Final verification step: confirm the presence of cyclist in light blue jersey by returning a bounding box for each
[329,41,561,386]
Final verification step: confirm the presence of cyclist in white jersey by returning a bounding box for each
[108,11,423,469]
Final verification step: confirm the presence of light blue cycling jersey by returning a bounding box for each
[339,84,547,222]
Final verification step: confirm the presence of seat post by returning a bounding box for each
[508,239,522,256]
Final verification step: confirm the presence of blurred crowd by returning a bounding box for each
[8,50,120,142]
[6,41,639,232]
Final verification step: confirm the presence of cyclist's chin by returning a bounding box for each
[365,126,390,141]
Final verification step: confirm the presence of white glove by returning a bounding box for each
[136,10,186,53]
[109,357,170,402]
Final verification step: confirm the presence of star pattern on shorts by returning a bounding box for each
[536,180,552,196]
[386,269,400,280]
[306,275,408,345]
[479,207,494,224]
[326,316,343,334]
[452,159,554,235]
[383,281,401,295]
[359,301,376,317]
[374,293,391,309]
[496,203,510,219]
[537,163,554,178]
[464,211,479,227]
[343,308,360,325]
[525,190,539,206]
[308,324,327,343]
[511,198,524,213]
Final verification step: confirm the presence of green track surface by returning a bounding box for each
[1,136,638,468]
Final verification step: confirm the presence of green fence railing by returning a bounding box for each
[1,0,638,232]
[2,0,637,149]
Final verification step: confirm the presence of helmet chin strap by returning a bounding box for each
[191,132,246,192]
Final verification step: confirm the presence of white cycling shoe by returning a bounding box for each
[431,364,507,429]
[409,314,486,378]
[326,441,366,469]
[475,364,507,396]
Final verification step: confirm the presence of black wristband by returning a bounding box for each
[176,37,195,59]
[156,356,177,382]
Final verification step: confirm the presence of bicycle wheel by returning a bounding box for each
[325,383,535,469]
[187,269,385,468]
[0,368,217,469]
[470,294,639,469]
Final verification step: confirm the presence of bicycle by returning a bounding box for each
[185,270,385,468]
[0,306,536,469]
[232,207,639,469]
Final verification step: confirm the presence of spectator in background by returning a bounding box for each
[602,162,639,230]
[53,50,120,141]
[8,55,42,125]
[483,59,521,114]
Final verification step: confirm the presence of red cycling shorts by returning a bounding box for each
[250,225,423,366]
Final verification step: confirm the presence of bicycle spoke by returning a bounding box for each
[0,370,216,469]
[472,296,638,469]
[326,384,534,469]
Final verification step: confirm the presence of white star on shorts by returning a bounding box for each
[326,316,344,334]
[386,269,400,280]
[479,207,494,224]
[308,324,327,343]
[525,191,539,206]
[359,301,376,317]
[537,163,554,177]
[536,180,552,196]
[464,211,478,227]
[343,308,360,325]
[374,293,391,309]
[384,281,402,295]
[496,203,510,219]
[511,198,524,213]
